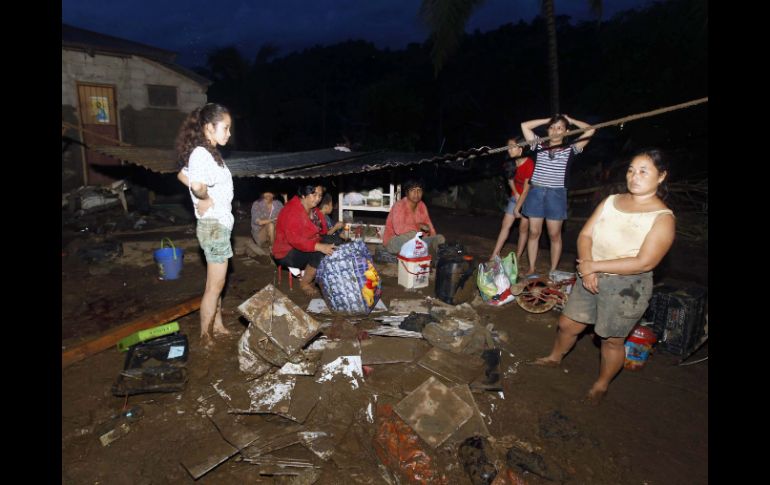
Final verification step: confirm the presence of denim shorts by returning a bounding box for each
[562,272,653,338]
[521,185,567,220]
[196,218,233,264]
[504,195,517,215]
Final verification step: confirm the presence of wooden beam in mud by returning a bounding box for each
[62,296,201,368]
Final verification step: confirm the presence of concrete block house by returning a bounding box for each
[62,23,210,190]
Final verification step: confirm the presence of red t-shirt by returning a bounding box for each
[272,196,327,259]
[383,197,436,246]
[512,157,535,196]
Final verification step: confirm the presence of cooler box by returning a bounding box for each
[397,254,431,289]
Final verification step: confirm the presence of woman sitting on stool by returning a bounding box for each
[272,184,337,296]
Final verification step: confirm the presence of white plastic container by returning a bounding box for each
[397,255,431,289]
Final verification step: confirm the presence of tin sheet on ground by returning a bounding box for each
[417,347,485,385]
[366,326,424,338]
[394,376,474,448]
[360,336,428,364]
[238,284,321,356]
[307,298,387,314]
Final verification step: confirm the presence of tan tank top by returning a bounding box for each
[591,194,674,261]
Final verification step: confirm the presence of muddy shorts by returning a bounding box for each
[562,272,653,338]
[196,218,233,264]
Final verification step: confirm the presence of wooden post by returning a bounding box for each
[62,296,201,368]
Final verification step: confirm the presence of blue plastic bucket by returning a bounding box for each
[153,238,184,280]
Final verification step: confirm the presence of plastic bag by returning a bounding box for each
[317,240,382,314]
[477,255,516,306]
[399,231,429,258]
[501,251,518,285]
[476,260,500,299]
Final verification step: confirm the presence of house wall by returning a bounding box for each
[62,49,207,191]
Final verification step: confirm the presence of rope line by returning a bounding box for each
[488,97,708,154]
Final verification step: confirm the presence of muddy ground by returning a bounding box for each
[61,203,708,484]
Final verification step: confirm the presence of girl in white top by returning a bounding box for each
[530,149,676,405]
[175,103,234,348]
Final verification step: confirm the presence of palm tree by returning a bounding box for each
[420,0,602,114]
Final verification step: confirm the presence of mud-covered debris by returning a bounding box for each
[458,435,498,484]
[399,312,436,332]
[506,445,565,482]
[76,239,123,263]
[238,284,321,356]
[373,403,448,484]
[417,347,485,385]
[394,376,474,448]
[471,349,503,392]
[539,410,580,441]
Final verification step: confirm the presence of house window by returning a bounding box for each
[147,85,178,108]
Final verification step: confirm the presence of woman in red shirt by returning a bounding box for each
[490,137,535,261]
[273,184,337,296]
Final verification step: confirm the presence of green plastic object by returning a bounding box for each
[117,321,180,352]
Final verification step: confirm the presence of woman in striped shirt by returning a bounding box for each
[520,114,595,275]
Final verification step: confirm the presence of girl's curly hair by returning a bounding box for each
[175,103,230,168]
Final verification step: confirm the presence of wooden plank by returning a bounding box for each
[62,296,201,368]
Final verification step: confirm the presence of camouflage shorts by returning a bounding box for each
[196,219,233,264]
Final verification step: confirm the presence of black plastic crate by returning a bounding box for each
[643,285,707,360]
[112,333,189,396]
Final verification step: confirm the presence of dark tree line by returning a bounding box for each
[195,0,707,185]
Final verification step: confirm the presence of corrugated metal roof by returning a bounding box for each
[90,145,494,179]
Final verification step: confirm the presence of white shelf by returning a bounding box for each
[338,183,401,220]
[339,205,391,212]
[339,183,401,244]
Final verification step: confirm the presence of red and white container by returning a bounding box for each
[397,254,431,289]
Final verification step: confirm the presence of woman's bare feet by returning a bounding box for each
[527,357,561,367]
[212,324,231,336]
[200,333,215,350]
[585,387,607,406]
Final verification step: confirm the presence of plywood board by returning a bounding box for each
[446,384,491,445]
[360,336,427,364]
[394,376,473,448]
[417,347,485,385]
[238,284,321,356]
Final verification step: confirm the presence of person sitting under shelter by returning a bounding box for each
[383,179,445,256]
[272,184,336,296]
[251,191,283,248]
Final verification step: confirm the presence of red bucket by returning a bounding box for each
[624,324,657,370]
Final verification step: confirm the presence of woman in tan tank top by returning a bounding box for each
[529,149,676,405]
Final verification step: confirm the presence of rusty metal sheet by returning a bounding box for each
[417,347,485,385]
[238,284,321,357]
[394,376,474,448]
[360,336,428,365]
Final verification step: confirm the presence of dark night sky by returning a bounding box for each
[62,0,655,68]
